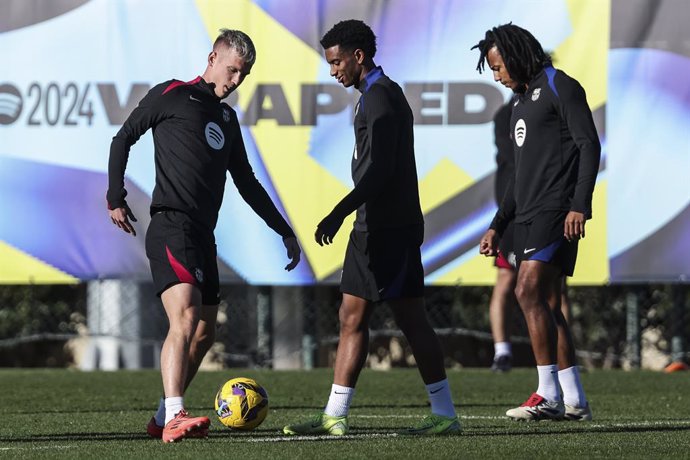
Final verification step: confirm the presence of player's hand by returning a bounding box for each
[108,204,138,236]
[564,211,586,242]
[315,213,344,246]
[283,236,301,271]
[479,229,499,256]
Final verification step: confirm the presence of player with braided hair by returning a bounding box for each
[473,23,599,422]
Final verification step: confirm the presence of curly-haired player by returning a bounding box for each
[283,20,460,436]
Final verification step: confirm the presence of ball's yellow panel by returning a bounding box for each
[214,377,268,430]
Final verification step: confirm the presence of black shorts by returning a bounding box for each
[514,210,578,276]
[340,224,425,302]
[145,210,220,305]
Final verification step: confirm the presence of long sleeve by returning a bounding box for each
[330,88,399,220]
[558,80,601,218]
[106,83,167,209]
[489,175,516,236]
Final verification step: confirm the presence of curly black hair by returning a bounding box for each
[320,19,377,58]
[471,23,551,86]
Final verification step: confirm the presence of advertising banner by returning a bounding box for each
[1,0,686,284]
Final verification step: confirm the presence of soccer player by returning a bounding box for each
[488,102,574,373]
[488,100,518,373]
[473,23,599,421]
[282,20,460,437]
[107,29,301,442]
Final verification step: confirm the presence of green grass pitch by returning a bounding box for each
[1,368,689,459]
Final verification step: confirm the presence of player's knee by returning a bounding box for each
[170,310,200,339]
[339,308,367,333]
[514,278,539,307]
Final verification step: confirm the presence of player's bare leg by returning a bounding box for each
[490,268,516,346]
[507,261,565,421]
[390,297,460,434]
[560,277,571,323]
[149,302,216,438]
[514,261,560,365]
[158,283,210,442]
[389,297,445,384]
[547,279,576,370]
[185,304,219,390]
[333,293,373,387]
[548,276,590,420]
[161,283,201,398]
[284,293,371,436]
[489,268,517,371]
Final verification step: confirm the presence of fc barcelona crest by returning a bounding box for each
[531,88,541,101]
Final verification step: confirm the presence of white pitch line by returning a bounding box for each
[353,415,503,420]
[590,420,690,429]
[0,445,77,452]
[241,433,400,442]
[3,419,689,450]
[354,415,690,425]
[216,419,690,444]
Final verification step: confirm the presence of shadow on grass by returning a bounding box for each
[2,433,153,443]
[4,423,689,444]
[6,402,511,416]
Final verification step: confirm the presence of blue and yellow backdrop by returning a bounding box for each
[0,0,687,285]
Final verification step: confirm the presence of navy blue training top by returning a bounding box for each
[490,66,601,234]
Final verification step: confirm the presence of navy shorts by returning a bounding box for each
[340,224,425,302]
[514,210,578,276]
[145,210,220,305]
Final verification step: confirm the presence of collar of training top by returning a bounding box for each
[359,66,384,93]
[198,76,222,100]
[526,65,558,97]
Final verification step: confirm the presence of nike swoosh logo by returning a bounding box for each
[429,387,444,394]
[189,95,201,102]
[524,247,536,254]
[334,391,348,395]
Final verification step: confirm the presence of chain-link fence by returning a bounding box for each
[0,283,688,370]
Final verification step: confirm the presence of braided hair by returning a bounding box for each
[472,23,551,89]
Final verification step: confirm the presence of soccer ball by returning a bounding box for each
[214,377,268,430]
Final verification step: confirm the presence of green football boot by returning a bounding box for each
[283,413,349,436]
[401,414,461,435]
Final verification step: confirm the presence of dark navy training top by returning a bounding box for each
[107,77,294,237]
[328,67,424,232]
[490,66,601,234]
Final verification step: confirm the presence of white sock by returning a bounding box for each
[426,379,456,418]
[536,365,561,402]
[164,396,184,425]
[324,384,354,417]
[154,397,165,427]
[559,366,587,407]
[494,341,512,358]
